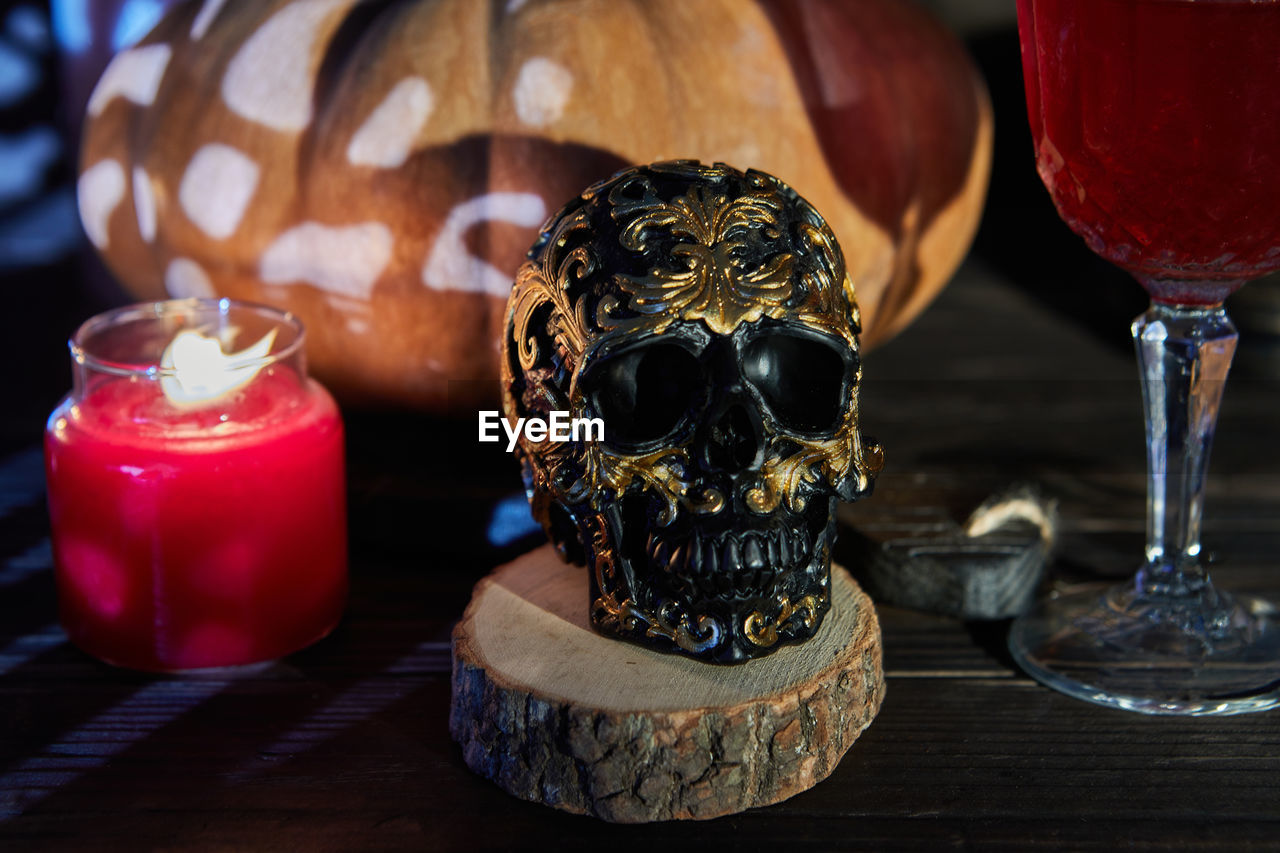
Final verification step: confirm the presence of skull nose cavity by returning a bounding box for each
[706,401,761,472]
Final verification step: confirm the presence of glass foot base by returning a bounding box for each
[1009,582,1280,715]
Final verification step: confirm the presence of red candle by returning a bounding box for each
[45,300,347,671]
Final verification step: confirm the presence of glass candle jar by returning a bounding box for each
[45,299,347,671]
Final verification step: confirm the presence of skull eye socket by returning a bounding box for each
[742,332,848,433]
[587,342,703,447]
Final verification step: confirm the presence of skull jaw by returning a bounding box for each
[580,495,840,665]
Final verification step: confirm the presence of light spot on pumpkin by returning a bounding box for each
[261,222,392,300]
[512,57,572,128]
[346,316,370,335]
[165,258,215,299]
[132,166,156,243]
[191,0,229,40]
[726,143,762,169]
[505,0,531,12]
[731,23,782,109]
[77,159,125,250]
[87,43,170,116]
[347,76,434,168]
[422,193,546,298]
[179,143,260,240]
[221,0,352,132]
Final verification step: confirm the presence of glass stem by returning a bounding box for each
[1132,301,1237,598]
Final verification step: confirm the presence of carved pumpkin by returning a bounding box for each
[78,0,991,411]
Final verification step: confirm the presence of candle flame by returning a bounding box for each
[159,327,277,406]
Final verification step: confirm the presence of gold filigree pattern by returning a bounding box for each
[508,207,597,375]
[595,596,724,655]
[614,183,796,336]
[567,445,691,526]
[744,593,824,648]
[792,221,862,348]
[587,516,723,654]
[746,407,885,515]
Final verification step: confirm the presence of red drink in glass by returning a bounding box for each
[1011,0,1280,716]
[1018,0,1280,304]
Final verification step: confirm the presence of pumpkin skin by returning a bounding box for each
[78,0,991,411]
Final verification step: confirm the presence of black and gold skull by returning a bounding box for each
[501,161,882,664]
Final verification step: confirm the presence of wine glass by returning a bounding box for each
[1009,0,1280,714]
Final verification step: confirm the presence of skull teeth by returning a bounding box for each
[722,538,740,575]
[645,526,818,599]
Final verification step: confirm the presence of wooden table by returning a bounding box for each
[2,256,1278,851]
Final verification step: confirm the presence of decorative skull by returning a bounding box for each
[501,161,883,664]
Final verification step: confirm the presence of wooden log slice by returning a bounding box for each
[449,545,884,823]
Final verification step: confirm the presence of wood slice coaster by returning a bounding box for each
[450,545,884,823]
